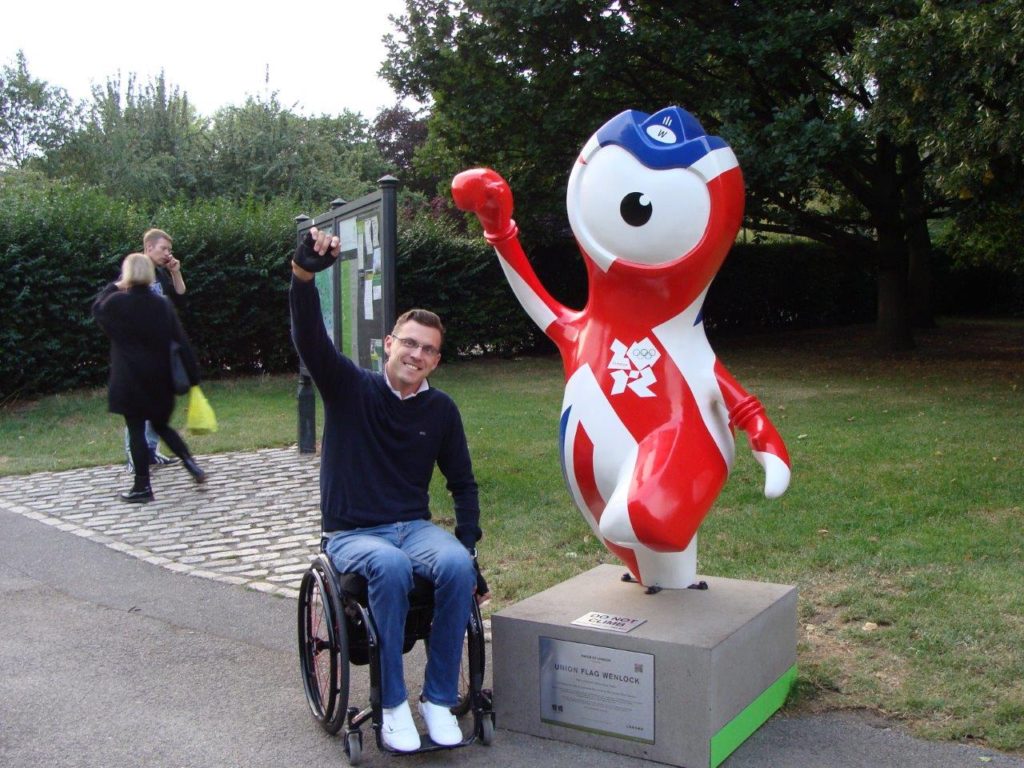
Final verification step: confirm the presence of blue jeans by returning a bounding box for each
[325,520,475,709]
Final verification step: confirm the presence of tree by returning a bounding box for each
[372,102,433,194]
[39,76,390,210]
[0,51,79,170]
[383,0,1024,350]
[862,0,1024,280]
[206,94,389,207]
[40,71,208,206]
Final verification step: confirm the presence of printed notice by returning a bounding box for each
[369,338,383,373]
[338,218,358,255]
[539,637,654,743]
[363,277,374,320]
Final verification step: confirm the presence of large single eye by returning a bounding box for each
[567,145,711,268]
[620,192,653,226]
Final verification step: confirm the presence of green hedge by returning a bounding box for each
[142,198,297,377]
[394,213,542,356]
[705,240,876,332]
[396,228,875,356]
[5,175,1010,401]
[1,177,141,399]
[0,180,883,402]
[0,176,298,400]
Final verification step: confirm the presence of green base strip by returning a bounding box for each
[709,664,797,768]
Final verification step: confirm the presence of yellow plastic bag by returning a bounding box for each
[186,385,218,434]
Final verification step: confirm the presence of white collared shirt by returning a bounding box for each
[384,370,430,400]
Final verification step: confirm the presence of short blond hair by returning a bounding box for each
[143,228,172,249]
[121,252,155,287]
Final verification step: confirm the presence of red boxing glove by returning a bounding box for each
[451,168,517,242]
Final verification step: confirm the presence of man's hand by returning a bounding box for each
[166,255,187,294]
[292,227,341,281]
[473,557,491,605]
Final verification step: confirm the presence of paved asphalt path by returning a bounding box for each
[2,471,1023,767]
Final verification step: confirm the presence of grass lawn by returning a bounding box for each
[2,318,1022,752]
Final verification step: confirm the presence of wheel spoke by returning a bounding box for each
[312,586,331,703]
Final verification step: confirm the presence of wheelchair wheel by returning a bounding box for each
[345,730,363,766]
[297,558,349,734]
[430,600,485,717]
[480,712,495,745]
[451,627,474,716]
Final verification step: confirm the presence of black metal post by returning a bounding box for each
[379,175,399,332]
[297,363,316,454]
[294,214,317,454]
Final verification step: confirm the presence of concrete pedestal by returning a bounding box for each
[492,564,797,768]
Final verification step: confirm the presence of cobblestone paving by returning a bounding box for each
[0,448,321,599]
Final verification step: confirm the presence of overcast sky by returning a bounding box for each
[1,0,412,119]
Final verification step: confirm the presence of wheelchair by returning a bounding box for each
[297,547,495,765]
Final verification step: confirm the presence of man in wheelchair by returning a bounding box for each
[291,229,489,753]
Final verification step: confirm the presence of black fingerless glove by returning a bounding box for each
[457,527,487,595]
[292,231,337,274]
[473,557,489,597]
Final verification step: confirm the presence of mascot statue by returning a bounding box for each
[453,107,790,589]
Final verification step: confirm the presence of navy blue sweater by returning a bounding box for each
[290,276,481,546]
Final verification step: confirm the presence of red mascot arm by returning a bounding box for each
[714,360,791,498]
[452,168,573,341]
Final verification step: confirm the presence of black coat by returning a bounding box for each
[92,283,200,421]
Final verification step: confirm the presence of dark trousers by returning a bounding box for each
[124,416,190,489]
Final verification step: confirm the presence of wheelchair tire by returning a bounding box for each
[480,713,495,746]
[345,730,363,766]
[451,626,475,717]
[297,559,350,735]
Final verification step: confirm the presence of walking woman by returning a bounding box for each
[93,252,206,502]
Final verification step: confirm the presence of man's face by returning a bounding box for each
[384,320,442,395]
[146,238,173,266]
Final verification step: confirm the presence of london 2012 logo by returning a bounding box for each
[608,337,661,398]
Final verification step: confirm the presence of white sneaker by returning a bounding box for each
[418,698,462,746]
[381,701,421,752]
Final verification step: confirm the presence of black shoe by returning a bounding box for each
[151,452,180,467]
[182,456,206,484]
[120,487,154,503]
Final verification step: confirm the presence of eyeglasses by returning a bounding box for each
[392,335,441,358]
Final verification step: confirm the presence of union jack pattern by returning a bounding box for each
[454,107,790,588]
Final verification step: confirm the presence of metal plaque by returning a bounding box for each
[571,611,647,633]
[539,637,655,743]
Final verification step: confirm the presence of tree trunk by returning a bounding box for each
[876,247,916,352]
[901,145,935,328]
[870,136,916,352]
[907,236,935,329]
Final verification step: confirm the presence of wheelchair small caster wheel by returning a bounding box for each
[345,730,363,766]
[480,714,495,745]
